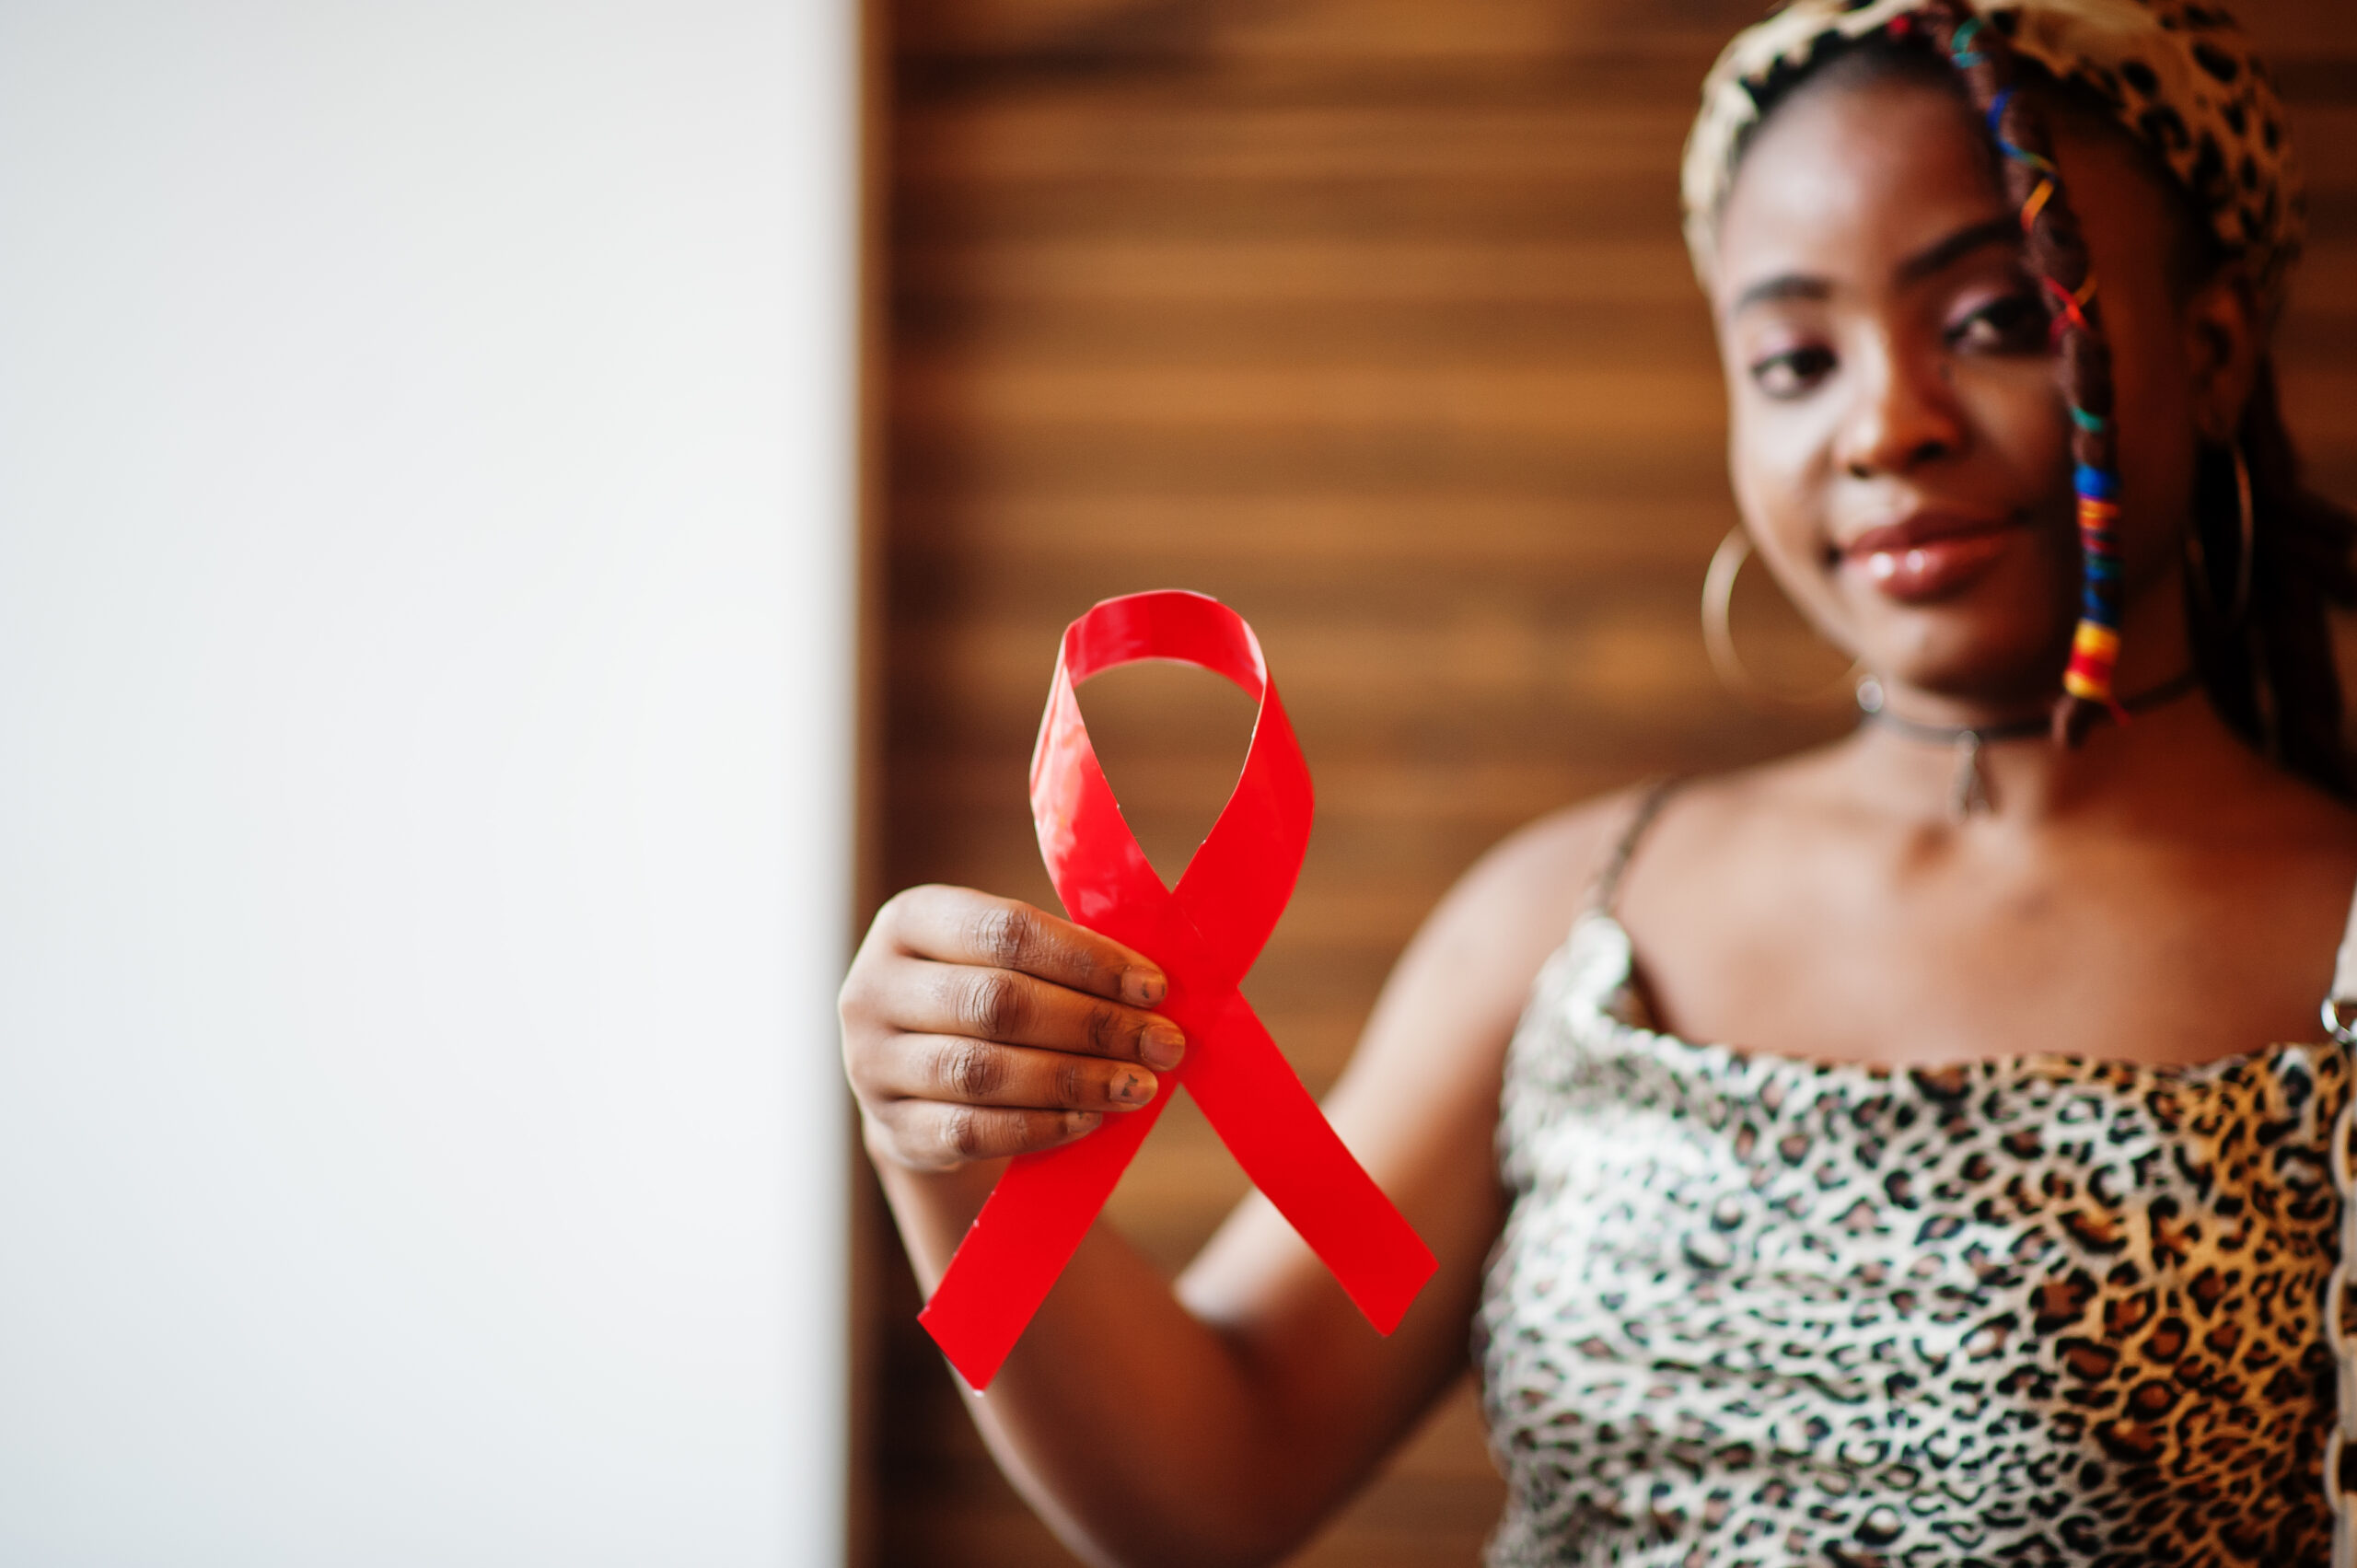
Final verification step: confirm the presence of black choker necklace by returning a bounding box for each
[1854,668,2205,821]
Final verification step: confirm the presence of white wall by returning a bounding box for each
[0,4,852,1564]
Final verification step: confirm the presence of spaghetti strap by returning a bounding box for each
[2325,878,2357,1559]
[2328,874,2357,1045]
[1588,777,1681,918]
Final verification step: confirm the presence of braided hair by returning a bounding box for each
[1734,5,2357,796]
[1918,3,2129,744]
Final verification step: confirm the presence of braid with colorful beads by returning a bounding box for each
[1917,1,2123,743]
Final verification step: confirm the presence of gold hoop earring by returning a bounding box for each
[1701,527,1862,710]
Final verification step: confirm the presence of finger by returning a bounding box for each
[889,1101,1105,1167]
[899,958,1185,1071]
[881,886,1166,1008]
[875,1034,1163,1113]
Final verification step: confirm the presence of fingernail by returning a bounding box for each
[1140,1022,1185,1073]
[1109,1068,1158,1107]
[1063,1109,1103,1138]
[1121,967,1167,1008]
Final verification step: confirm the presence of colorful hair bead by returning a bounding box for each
[1948,17,1985,67]
[1982,70,2125,718]
[2064,488,2127,714]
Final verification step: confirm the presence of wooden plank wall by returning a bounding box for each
[863,3,2357,1563]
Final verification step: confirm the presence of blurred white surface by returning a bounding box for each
[0,3,853,1563]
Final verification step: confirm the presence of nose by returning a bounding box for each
[1834,335,1963,479]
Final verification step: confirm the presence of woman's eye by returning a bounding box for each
[1948,292,2045,352]
[1748,345,1836,399]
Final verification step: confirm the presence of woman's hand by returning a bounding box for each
[840,885,1187,1173]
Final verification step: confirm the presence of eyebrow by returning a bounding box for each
[1726,215,2025,319]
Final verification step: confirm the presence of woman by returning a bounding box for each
[839,0,2357,1562]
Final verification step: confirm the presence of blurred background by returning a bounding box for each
[857,0,2357,1564]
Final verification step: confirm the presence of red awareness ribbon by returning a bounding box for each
[917,590,1438,1390]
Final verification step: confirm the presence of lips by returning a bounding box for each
[1839,512,2022,603]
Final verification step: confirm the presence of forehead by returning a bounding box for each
[1714,72,2010,302]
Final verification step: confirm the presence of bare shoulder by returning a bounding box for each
[1614,745,1845,838]
[1338,784,1658,1090]
[1415,784,1658,970]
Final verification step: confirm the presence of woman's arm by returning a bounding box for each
[845,797,1627,1568]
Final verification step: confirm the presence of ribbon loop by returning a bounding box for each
[920,590,1437,1390]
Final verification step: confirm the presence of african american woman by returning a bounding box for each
[838,1,2357,1562]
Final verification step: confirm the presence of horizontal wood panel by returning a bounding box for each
[897,237,1724,308]
[893,0,2357,64]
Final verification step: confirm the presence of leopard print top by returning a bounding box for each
[1478,909,2349,1567]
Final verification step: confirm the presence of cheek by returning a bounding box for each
[1958,365,2074,496]
[1725,389,1830,545]
[1724,398,1854,635]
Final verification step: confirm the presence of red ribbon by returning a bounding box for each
[918,590,1438,1390]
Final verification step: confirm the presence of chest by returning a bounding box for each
[1621,834,2356,1069]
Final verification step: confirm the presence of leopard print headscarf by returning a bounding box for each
[1681,0,2305,319]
